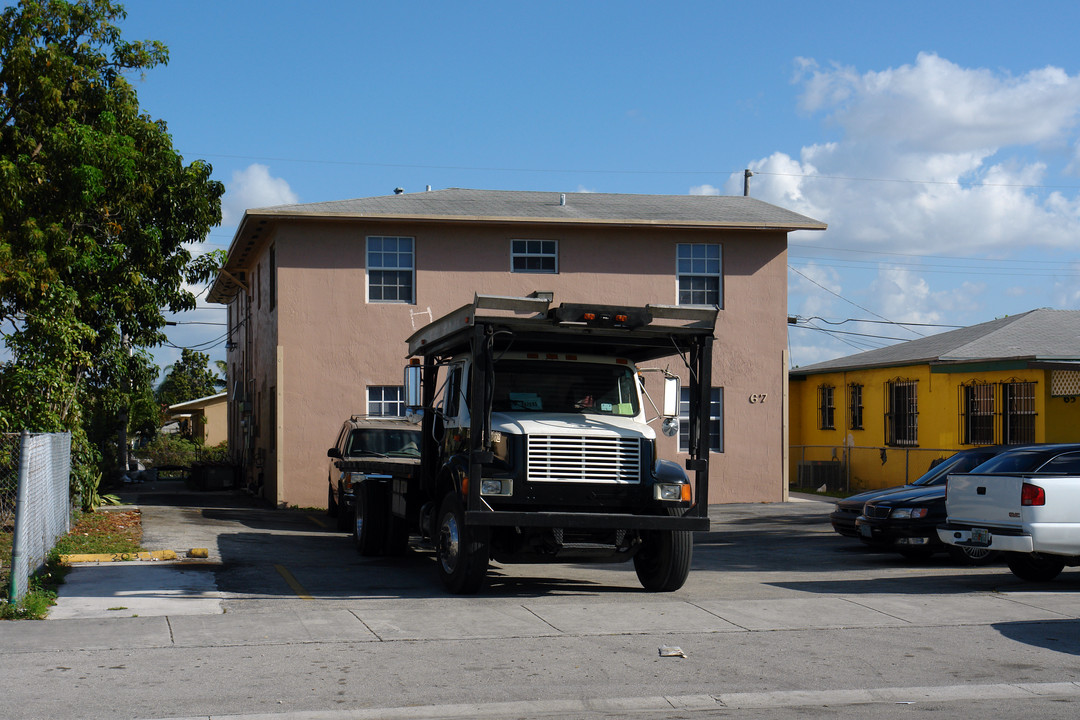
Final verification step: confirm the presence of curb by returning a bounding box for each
[61,548,210,564]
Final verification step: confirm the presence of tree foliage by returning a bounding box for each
[156,348,219,409]
[0,1,224,477]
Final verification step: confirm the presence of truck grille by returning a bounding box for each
[526,435,641,483]
[863,504,891,519]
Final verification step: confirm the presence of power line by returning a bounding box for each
[787,265,926,338]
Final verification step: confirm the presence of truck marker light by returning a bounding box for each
[546,353,558,359]
[566,354,577,360]
[681,484,692,502]
[616,314,628,323]
[583,312,596,320]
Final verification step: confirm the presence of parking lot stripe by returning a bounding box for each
[274,564,313,600]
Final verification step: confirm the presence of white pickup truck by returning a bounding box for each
[938,443,1080,582]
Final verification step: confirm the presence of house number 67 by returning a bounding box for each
[749,394,767,404]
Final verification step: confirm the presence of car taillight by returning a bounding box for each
[1021,483,1045,506]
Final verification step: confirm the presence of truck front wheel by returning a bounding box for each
[1007,552,1065,582]
[436,492,489,594]
[633,509,692,592]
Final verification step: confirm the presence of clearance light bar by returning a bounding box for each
[552,304,651,329]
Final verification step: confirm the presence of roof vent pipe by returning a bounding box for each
[394,187,404,195]
[426,185,432,192]
[560,193,566,206]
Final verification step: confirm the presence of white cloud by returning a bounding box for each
[690,184,721,196]
[221,164,298,226]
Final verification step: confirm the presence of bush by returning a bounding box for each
[136,434,199,468]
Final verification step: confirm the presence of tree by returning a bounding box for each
[155,348,219,409]
[0,1,224,479]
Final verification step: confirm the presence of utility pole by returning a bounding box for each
[743,169,754,196]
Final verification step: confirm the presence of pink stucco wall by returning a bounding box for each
[228,218,788,508]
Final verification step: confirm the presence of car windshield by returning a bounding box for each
[491,360,639,416]
[347,429,421,457]
[911,450,998,486]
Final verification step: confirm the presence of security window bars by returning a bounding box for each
[367,236,415,303]
[848,383,864,430]
[1004,381,1036,444]
[818,384,835,430]
[885,380,918,447]
[677,244,722,307]
[678,387,724,452]
[368,386,405,417]
[962,383,996,445]
[511,239,558,273]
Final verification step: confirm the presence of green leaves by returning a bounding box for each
[0,1,224,478]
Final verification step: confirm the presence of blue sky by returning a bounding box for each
[116,0,1080,375]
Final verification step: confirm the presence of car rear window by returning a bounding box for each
[971,449,1075,474]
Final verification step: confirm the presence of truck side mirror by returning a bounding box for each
[663,376,680,418]
[404,363,422,410]
[661,376,680,437]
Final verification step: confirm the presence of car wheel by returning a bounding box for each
[353,481,387,557]
[633,508,692,592]
[327,483,338,518]
[946,545,999,566]
[1007,552,1065,582]
[435,491,488,594]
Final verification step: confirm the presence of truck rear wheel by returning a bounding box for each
[436,492,489,594]
[1007,552,1065,582]
[353,481,387,556]
[633,509,692,592]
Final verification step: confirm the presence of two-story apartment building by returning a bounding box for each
[207,188,826,508]
[789,308,1080,492]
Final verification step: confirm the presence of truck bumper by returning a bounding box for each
[937,526,1034,553]
[465,510,709,532]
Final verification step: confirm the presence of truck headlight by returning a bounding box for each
[654,483,690,502]
[480,478,513,497]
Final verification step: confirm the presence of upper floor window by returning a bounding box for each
[818,384,835,430]
[511,239,558,273]
[367,236,414,303]
[368,386,405,417]
[678,387,724,453]
[848,383,864,430]
[677,244,722,307]
[885,379,918,447]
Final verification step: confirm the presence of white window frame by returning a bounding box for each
[678,387,724,453]
[511,239,558,274]
[368,386,405,417]
[676,243,722,307]
[367,236,415,303]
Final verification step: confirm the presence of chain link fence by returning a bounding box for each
[2,432,73,603]
[790,444,956,495]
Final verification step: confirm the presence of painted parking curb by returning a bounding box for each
[60,548,211,563]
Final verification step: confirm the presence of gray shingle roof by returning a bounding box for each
[791,308,1080,375]
[249,187,827,230]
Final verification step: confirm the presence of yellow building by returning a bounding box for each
[789,309,1080,493]
[166,392,228,447]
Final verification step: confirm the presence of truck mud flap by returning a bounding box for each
[464,510,709,532]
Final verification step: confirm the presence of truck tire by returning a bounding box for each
[436,492,489,594]
[633,509,692,592]
[1007,552,1065,582]
[353,480,387,557]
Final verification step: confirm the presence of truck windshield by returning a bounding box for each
[491,360,639,416]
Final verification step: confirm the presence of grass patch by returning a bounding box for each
[2,510,143,620]
[53,510,143,556]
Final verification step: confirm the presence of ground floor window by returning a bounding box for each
[679,387,723,452]
[368,386,405,417]
[1003,381,1036,444]
[885,379,918,446]
[848,383,864,430]
[818,384,835,430]
[961,382,995,445]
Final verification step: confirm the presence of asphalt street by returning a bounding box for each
[2,480,1079,720]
